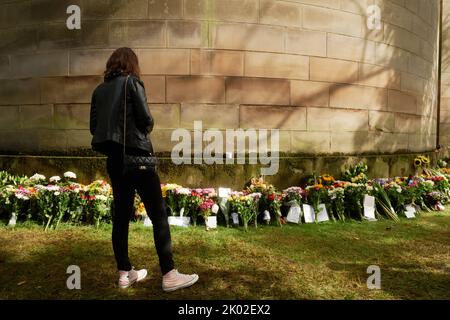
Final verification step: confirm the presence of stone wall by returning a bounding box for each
[441,0,450,149]
[0,0,441,156]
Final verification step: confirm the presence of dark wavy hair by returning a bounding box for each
[104,47,141,81]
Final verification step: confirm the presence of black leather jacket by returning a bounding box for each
[90,73,154,156]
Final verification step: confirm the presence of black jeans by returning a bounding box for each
[107,154,174,275]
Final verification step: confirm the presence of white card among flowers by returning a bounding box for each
[363,194,377,220]
[286,204,302,224]
[168,216,191,227]
[316,204,329,222]
[405,205,416,219]
[143,215,152,227]
[302,204,315,223]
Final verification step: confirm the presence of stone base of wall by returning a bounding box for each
[0,151,443,189]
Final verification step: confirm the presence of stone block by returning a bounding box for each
[330,84,387,110]
[408,54,432,79]
[40,76,103,104]
[149,104,180,129]
[139,49,190,75]
[340,0,372,14]
[140,76,166,103]
[38,129,67,152]
[394,113,422,134]
[0,79,40,105]
[148,0,182,19]
[167,76,225,103]
[191,49,243,76]
[69,50,114,76]
[0,27,37,55]
[401,72,424,95]
[0,55,9,79]
[303,5,363,37]
[184,0,259,23]
[240,106,306,130]
[287,0,339,9]
[20,105,54,129]
[291,131,330,154]
[30,0,81,23]
[383,23,421,56]
[375,43,409,73]
[0,1,32,29]
[180,104,239,129]
[327,33,375,63]
[82,0,148,20]
[291,80,329,107]
[310,57,358,84]
[330,131,372,154]
[54,104,90,130]
[0,106,20,129]
[149,129,175,152]
[244,52,309,80]
[307,107,368,132]
[226,78,290,105]
[358,63,401,89]
[37,21,109,50]
[11,51,68,78]
[109,20,166,48]
[210,22,284,52]
[369,111,395,133]
[375,0,413,30]
[66,130,92,150]
[167,20,208,48]
[260,0,302,27]
[285,29,327,57]
[388,90,417,114]
[0,129,40,153]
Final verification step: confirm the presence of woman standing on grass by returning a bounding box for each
[89,47,198,292]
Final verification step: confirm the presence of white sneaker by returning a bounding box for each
[118,267,148,289]
[162,269,199,292]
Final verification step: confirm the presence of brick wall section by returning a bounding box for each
[0,0,440,155]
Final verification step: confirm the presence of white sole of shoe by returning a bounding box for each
[118,270,148,289]
[162,274,199,292]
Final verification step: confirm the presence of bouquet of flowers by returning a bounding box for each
[426,191,446,211]
[228,192,259,231]
[328,184,346,221]
[342,162,368,184]
[185,189,203,226]
[282,187,303,206]
[266,191,283,226]
[173,187,191,216]
[305,184,328,221]
[371,182,399,222]
[343,182,367,220]
[161,184,183,215]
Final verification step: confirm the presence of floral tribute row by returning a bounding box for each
[1,158,449,231]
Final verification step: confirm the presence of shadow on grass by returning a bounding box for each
[0,214,449,300]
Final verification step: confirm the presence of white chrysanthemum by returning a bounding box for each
[64,171,77,179]
[30,173,46,181]
[49,176,61,183]
[177,188,191,195]
[54,191,60,196]
[15,193,29,200]
[95,195,108,201]
[46,185,60,192]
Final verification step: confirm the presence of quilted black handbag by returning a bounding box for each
[122,75,158,174]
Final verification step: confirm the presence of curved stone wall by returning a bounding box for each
[0,0,441,156]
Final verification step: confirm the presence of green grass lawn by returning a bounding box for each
[0,212,449,300]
